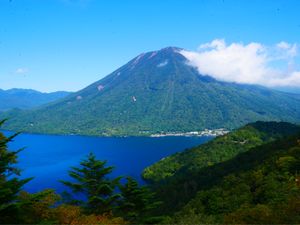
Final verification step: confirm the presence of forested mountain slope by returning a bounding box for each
[2,48,300,136]
[167,129,300,224]
[143,122,300,223]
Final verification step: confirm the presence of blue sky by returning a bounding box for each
[0,0,299,92]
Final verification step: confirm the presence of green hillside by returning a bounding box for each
[168,130,300,224]
[143,121,300,182]
[2,48,300,136]
[142,122,300,215]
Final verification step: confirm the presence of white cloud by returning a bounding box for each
[180,39,300,87]
[277,41,291,50]
[275,41,298,59]
[269,71,300,87]
[15,68,28,74]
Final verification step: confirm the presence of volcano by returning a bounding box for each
[2,47,300,136]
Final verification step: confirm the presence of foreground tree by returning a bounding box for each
[15,189,60,224]
[60,152,121,214]
[117,177,162,224]
[0,120,31,223]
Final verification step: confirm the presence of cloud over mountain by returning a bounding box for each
[2,46,300,136]
[180,39,300,87]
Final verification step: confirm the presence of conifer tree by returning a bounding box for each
[60,152,121,214]
[0,120,31,223]
[118,177,162,223]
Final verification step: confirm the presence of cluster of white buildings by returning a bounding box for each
[150,128,229,137]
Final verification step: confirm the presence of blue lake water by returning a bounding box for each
[3,131,213,193]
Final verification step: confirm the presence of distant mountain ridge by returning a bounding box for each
[1,47,300,136]
[0,88,71,111]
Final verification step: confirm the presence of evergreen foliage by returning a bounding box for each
[60,153,121,214]
[117,177,162,223]
[0,120,31,224]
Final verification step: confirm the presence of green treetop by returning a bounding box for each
[0,120,31,223]
[60,152,121,214]
[117,177,162,224]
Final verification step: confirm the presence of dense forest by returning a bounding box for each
[143,121,300,182]
[1,120,300,224]
[144,121,300,223]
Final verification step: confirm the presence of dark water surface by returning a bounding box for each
[4,131,213,193]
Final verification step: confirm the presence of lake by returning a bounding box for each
[4,131,213,193]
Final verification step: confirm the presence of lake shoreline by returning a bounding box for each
[1,128,229,138]
[4,131,213,193]
[149,128,229,137]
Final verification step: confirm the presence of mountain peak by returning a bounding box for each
[4,46,300,136]
[128,46,185,69]
[150,46,184,57]
[159,46,183,52]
